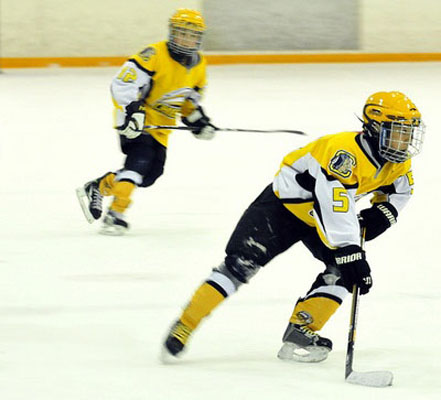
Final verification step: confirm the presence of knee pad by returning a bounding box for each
[224,255,261,284]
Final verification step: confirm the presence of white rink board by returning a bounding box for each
[1,63,441,400]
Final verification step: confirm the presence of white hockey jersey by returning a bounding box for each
[273,131,414,248]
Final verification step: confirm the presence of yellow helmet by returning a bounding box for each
[363,91,421,125]
[168,9,206,56]
[362,91,425,163]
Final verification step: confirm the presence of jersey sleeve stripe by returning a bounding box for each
[295,171,315,191]
[376,184,397,194]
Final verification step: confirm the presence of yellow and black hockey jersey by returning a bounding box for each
[273,131,414,249]
[111,40,207,147]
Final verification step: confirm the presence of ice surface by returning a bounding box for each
[1,62,441,399]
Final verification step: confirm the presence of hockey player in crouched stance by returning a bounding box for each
[162,91,425,363]
[76,9,215,235]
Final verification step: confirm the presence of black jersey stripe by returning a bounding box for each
[375,183,397,194]
[282,198,314,204]
[295,170,315,192]
[320,167,358,189]
[355,132,383,169]
[312,192,325,232]
[127,58,156,76]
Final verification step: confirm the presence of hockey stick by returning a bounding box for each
[143,125,306,135]
[345,227,394,387]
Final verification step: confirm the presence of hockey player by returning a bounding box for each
[162,91,425,362]
[76,9,215,235]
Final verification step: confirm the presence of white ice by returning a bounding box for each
[1,62,441,400]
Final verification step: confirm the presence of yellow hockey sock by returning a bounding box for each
[109,180,136,214]
[180,282,227,330]
[99,173,116,196]
[290,296,340,331]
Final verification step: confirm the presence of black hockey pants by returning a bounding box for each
[119,134,167,187]
[224,184,335,283]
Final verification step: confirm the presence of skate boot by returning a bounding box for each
[161,320,193,362]
[100,210,129,236]
[277,311,332,363]
[76,173,111,223]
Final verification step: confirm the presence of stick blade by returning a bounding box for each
[346,370,393,387]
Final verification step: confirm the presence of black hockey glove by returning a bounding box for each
[334,245,372,295]
[182,106,216,140]
[358,202,398,241]
[116,101,145,140]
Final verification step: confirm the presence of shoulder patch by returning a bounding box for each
[139,47,156,62]
[329,150,356,178]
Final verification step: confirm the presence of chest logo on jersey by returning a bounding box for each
[329,150,357,178]
[151,87,194,119]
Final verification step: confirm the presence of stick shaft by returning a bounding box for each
[142,125,306,135]
[345,228,366,378]
[345,284,360,378]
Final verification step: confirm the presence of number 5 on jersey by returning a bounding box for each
[333,187,349,212]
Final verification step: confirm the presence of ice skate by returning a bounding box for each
[277,312,332,363]
[76,173,111,223]
[160,320,193,363]
[100,210,129,236]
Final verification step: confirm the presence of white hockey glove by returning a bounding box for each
[117,111,145,139]
[182,107,216,140]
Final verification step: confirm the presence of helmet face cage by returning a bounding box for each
[362,91,425,163]
[378,120,425,163]
[169,25,203,56]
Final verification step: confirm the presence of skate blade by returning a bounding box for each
[76,187,95,224]
[277,342,330,363]
[99,224,127,236]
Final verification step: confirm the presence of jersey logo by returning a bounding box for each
[329,150,356,178]
[139,47,156,62]
[151,87,195,119]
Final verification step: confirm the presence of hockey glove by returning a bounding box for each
[358,202,397,241]
[334,245,372,295]
[117,102,145,140]
[182,106,216,140]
